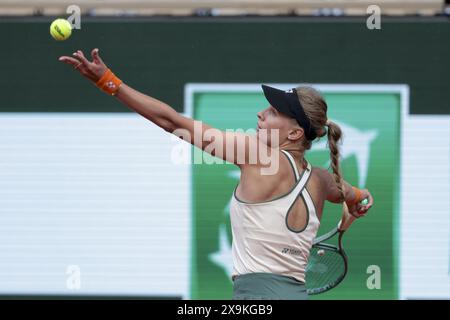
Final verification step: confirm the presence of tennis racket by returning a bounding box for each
[305,201,358,295]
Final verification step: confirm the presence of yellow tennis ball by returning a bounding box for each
[50,18,72,41]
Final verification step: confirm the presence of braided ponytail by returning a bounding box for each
[294,86,345,203]
[326,120,345,202]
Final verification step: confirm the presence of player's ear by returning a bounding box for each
[288,127,304,141]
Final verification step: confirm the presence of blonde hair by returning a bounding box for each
[295,86,345,202]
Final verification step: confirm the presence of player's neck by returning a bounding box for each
[281,148,305,167]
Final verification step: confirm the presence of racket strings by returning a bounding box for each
[306,247,345,291]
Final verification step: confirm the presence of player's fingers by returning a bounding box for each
[91,48,105,66]
[361,189,374,208]
[91,48,98,63]
[59,56,83,69]
[357,205,370,214]
[74,50,91,66]
[359,207,368,214]
[59,56,79,65]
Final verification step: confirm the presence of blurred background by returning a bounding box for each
[0,0,449,300]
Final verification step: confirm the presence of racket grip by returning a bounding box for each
[360,198,369,206]
[338,202,357,231]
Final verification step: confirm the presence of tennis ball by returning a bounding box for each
[50,18,72,41]
[360,198,369,206]
[317,249,325,256]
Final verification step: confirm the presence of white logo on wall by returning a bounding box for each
[209,121,379,279]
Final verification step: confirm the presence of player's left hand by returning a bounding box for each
[58,48,108,82]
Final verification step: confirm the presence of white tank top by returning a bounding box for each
[230,150,320,283]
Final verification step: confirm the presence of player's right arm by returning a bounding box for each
[317,168,374,215]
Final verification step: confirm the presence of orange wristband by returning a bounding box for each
[96,69,122,96]
[349,186,364,205]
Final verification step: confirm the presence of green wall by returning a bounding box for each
[190,87,401,299]
[0,17,449,114]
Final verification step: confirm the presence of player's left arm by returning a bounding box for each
[58,49,263,167]
[59,49,177,130]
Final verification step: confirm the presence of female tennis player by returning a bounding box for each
[59,48,374,300]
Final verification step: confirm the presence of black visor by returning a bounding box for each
[261,84,317,140]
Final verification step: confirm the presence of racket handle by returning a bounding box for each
[338,202,357,231]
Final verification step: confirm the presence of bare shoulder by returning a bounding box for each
[308,166,325,186]
[311,167,329,181]
[309,167,332,195]
[236,134,283,169]
[311,166,344,203]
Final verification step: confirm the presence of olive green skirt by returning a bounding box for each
[232,273,308,300]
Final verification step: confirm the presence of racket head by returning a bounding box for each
[306,201,357,295]
[306,231,348,295]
